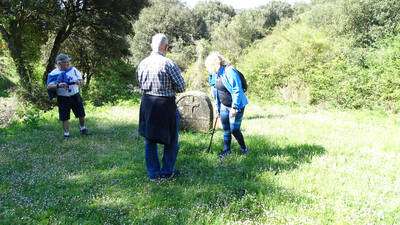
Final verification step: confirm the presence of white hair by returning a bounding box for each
[204,51,228,74]
[151,33,168,53]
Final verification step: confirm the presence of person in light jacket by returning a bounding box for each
[205,52,249,159]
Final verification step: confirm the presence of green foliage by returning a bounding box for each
[183,39,211,91]
[0,0,147,108]
[130,0,198,68]
[362,35,400,111]
[238,23,337,103]
[86,61,139,106]
[0,50,17,97]
[14,102,42,128]
[239,20,400,111]
[211,1,294,62]
[56,0,147,82]
[307,0,400,47]
[193,1,236,39]
[259,1,294,28]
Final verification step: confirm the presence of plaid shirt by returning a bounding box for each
[138,52,185,97]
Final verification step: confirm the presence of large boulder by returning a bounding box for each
[177,91,214,132]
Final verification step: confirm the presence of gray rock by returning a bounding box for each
[177,91,214,132]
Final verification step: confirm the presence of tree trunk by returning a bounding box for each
[86,73,93,87]
[43,24,74,84]
[1,24,34,85]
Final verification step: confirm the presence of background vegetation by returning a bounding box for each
[2,0,400,111]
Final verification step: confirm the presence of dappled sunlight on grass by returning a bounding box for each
[1,103,400,224]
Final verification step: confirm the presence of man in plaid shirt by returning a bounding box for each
[138,33,185,181]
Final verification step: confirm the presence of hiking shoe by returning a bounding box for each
[80,128,89,135]
[160,170,181,180]
[218,150,231,159]
[241,148,249,155]
[149,176,160,183]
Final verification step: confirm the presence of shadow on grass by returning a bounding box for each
[0,75,15,98]
[0,119,326,224]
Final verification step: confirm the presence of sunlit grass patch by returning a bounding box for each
[1,103,399,224]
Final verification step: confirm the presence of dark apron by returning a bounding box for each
[139,94,177,145]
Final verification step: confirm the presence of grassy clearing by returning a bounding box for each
[0,102,399,224]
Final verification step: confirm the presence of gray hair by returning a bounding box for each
[151,33,168,52]
[204,51,228,74]
[55,53,71,64]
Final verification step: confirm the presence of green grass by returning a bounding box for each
[1,102,400,224]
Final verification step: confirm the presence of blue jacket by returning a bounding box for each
[208,65,249,110]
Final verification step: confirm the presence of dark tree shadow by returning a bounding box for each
[0,75,15,97]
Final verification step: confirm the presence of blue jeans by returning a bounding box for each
[219,104,246,152]
[145,111,180,179]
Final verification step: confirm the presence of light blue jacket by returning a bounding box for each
[208,65,249,111]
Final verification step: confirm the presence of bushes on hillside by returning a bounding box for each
[239,21,400,111]
[307,0,400,47]
[238,23,343,103]
[211,1,294,63]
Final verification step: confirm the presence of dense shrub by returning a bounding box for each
[364,35,400,111]
[307,0,400,47]
[238,23,351,106]
[86,61,138,106]
[239,20,400,111]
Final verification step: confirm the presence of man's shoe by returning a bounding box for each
[149,177,160,182]
[241,147,249,155]
[80,128,89,135]
[160,170,181,180]
[218,150,231,159]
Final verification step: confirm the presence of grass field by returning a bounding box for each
[1,102,400,224]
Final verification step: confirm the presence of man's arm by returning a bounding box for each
[73,68,84,86]
[47,74,59,90]
[167,61,185,93]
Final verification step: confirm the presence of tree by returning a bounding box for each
[259,1,294,29]
[0,0,147,106]
[193,0,236,39]
[211,1,294,62]
[0,1,54,104]
[43,0,148,85]
[130,0,199,68]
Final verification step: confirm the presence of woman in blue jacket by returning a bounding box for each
[205,52,249,158]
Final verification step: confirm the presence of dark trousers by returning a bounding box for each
[145,111,180,179]
[220,104,246,151]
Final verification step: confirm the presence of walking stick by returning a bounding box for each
[207,115,219,153]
